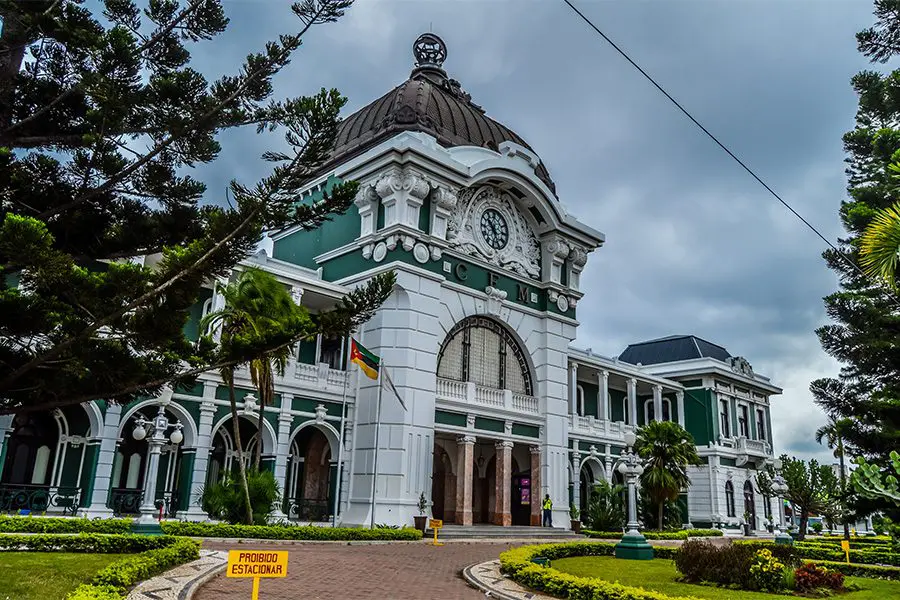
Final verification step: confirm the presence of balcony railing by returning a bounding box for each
[738,437,771,456]
[568,414,634,439]
[435,378,539,414]
[0,484,80,515]
[291,362,351,393]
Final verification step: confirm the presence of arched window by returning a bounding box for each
[725,481,736,517]
[576,386,585,416]
[663,398,672,421]
[437,316,533,395]
[644,399,654,423]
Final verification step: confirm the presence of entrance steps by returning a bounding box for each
[432,524,583,540]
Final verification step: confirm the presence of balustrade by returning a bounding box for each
[435,378,539,414]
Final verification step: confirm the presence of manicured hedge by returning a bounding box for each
[739,540,900,567]
[499,543,681,600]
[810,535,893,546]
[806,559,900,581]
[161,521,424,540]
[0,515,131,534]
[0,533,179,553]
[582,529,722,540]
[66,537,200,599]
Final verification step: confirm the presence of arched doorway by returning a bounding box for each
[286,426,334,522]
[431,444,454,522]
[743,480,756,529]
[0,412,58,513]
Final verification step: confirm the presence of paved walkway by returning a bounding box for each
[194,540,522,599]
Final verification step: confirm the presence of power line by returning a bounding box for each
[561,0,873,285]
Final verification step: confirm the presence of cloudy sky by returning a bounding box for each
[195,0,882,463]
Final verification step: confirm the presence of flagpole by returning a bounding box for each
[332,337,350,527]
[369,362,384,529]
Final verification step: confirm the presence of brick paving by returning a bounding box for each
[195,540,522,599]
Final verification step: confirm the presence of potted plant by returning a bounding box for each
[414,492,428,533]
[570,503,581,534]
[742,511,752,536]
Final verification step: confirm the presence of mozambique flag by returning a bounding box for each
[350,339,380,380]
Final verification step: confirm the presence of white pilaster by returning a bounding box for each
[271,393,293,520]
[627,378,637,426]
[177,387,216,520]
[599,370,609,421]
[568,362,578,415]
[83,403,122,518]
[653,384,663,422]
[676,391,685,428]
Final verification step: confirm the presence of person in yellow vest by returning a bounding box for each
[542,494,553,527]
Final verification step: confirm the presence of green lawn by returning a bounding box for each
[551,556,900,600]
[0,552,126,600]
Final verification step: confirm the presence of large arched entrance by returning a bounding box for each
[431,443,454,522]
[286,425,338,522]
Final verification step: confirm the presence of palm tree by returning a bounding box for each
[859,199,900,288]
[634,420,702,530]
[815,417,853,540]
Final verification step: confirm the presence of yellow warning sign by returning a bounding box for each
[429,519,443,529]
[227,550,288,600]
[841,539,850,563]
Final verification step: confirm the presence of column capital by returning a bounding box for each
[676,390,684,399]
[653,383,663,393]
[570,362,579,373]
[457,435,476,446]
[495,440,514,450]
[529,445,541,456]
[628,377,637,386]
[600,369,609,380]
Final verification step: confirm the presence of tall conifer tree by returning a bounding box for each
[811,0,900,497]
[0,0,394,414]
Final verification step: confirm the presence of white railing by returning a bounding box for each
[738,437,771,456]
[567,413,634,441]
[435,377,539,414]
[289,361,350,393]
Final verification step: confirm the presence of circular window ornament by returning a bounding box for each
[556,295,570,313]
[479,208,509,250]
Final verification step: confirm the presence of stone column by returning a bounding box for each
[653,385,663,422]
[271,393,293,520]
[455,436,475,526]
[83,403,122,518]
[568,362,578,415]
[177,395,216,520]
[627,378,637,426]
[530,446,542,526]
[676,391,685,428]
[571,450,581,517]
[493,441,513,526]
[599,371,609,421]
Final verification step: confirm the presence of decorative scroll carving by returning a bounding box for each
[447,186,540,279]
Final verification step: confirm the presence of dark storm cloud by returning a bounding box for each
[190,0,878,463]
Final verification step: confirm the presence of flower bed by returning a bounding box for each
[740,540,900,566]
[582,529,722,540]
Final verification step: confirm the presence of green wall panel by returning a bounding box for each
[684,388,715,446]
[183,288,213,342]
[78,445,99,508]
[579,381,599,417]
[679,379,703,388]
[720,457,738,467]
[511,423,540,438]
[609,389,626,422]
[291,397,343,419]
[297,338,317,365]
[272,176,356,269]
[177,451,195,511]
[474,417,504,433]
[418,197,431,232]
[435,410,467,427]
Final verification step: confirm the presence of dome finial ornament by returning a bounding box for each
[413,33,447,69]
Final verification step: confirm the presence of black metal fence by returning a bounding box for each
[0,484,80,515]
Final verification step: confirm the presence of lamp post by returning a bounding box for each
[131,406,183,535]
[614,431,654,560]
[771,458,793,546]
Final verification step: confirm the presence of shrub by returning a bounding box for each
[748,548,785,592]
[811,521,824,534]
[0,515,131,534]
[584,529,722,540]
[808,560,900,580]
[794,562,844,592]
[201,469,281,524]
[0,533,179,553]
[584,480,625,532]
[160,521,423,540]
[674,540,797,590]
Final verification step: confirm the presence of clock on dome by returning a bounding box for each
[480,208,509,250]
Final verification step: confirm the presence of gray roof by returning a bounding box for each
[318,33,557,194]
[618,335,731,366]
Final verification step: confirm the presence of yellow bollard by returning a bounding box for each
[430,518,444,546]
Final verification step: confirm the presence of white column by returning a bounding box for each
[209,278,228,342]
[653,385,663,422]
[568,362,578,415]
[83,404,122,518]
[271,393,293,520]
[627,378,637,426]
[571,451,581,517]
[177,394,216,520]
[598,370,609,421]
[676,391,685,428]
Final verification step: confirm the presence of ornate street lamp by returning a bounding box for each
[131,406,183,535]
[614,431,654,560]
[771,458,793,546]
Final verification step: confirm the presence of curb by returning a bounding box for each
[461,559,555,600]
[461,562,520,600]
[125,550,228,600]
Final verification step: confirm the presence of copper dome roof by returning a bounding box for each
[323,34,556,194]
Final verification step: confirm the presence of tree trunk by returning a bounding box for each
[0,1,31,132]
[798,509,809,541]
[838,440,850,541]
[658,501,665,531]
[226,371,254,525]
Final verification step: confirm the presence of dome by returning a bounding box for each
[322,33,557,195]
